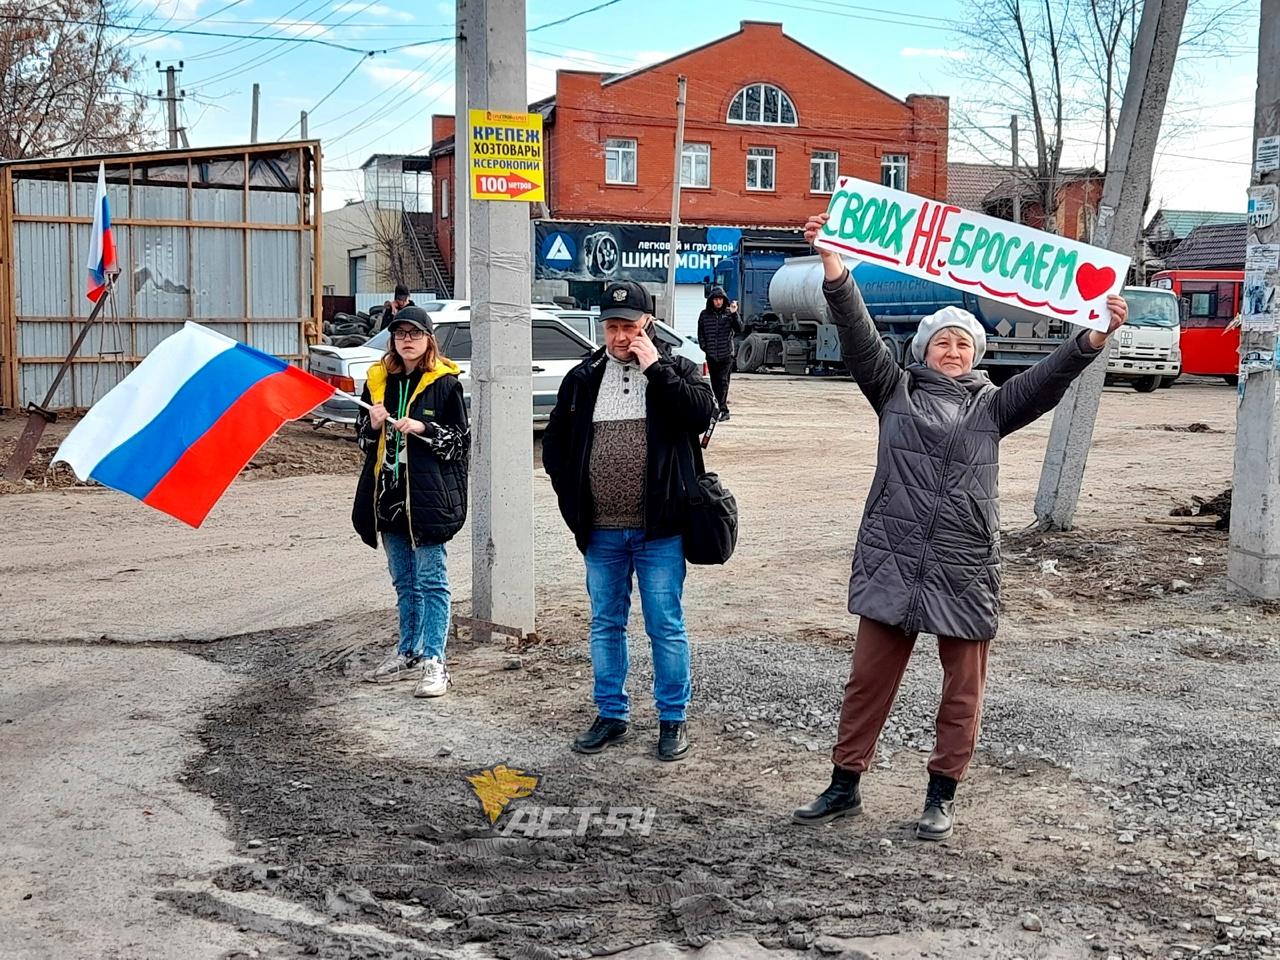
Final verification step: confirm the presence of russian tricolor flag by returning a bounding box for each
[86,161,117,303]
[55,323,334,527]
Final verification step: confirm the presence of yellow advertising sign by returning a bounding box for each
[468,109,545,202]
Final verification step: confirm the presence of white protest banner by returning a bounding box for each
[815,176,1131,332]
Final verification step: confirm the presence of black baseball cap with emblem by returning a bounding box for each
[389,305,434,335]
[599,280,654,322]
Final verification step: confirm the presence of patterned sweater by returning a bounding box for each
[590,356,648,529]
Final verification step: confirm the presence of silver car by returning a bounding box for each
[308,309,595,426]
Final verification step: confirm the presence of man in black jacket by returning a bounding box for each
[543,280,717,762]
[696,285,741,421]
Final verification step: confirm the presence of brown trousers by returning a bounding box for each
[832,617,991,781]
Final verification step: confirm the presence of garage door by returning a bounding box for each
[672,283,709,339]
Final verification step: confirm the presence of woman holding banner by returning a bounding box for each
[792,212,1128,841]
[353,306,470,699]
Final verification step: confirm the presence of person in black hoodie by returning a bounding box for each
[353,306,469,699]
[696,285,742,421]
[543,280,717,761]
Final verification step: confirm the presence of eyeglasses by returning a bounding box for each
[392,329,427,341]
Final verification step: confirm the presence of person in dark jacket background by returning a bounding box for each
[353,306,469,699]
[791,212,1129,840]
[696,285,742,420]
[543,280,717,761]
[377,284,416,332]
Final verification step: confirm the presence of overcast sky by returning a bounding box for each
[131,0,1259,216]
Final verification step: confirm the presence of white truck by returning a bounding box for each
[1106,285,1182,392]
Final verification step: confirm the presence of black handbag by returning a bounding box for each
[680,437,738,565]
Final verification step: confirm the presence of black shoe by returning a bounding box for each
[792,765,862,825]
[916,773,957,841]
[718,409,731,422]
[657,720,690,761]
[571,715,629,754]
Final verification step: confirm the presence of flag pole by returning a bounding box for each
[3,276,118,483]
[331,388,440,444]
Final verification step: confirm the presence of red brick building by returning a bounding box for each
[429,21,950,329]
[947,162,1105,243]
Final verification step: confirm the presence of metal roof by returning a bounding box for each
[1145,208,1245,241]
[1163,221,1247,270]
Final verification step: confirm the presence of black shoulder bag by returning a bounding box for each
[679,434,738,565]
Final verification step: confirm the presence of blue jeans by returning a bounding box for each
[382,532,450,662]
[584,529,690,722]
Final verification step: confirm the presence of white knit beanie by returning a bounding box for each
[911,305,987,365]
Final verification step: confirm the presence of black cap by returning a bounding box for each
[599,280,654,322]
[389,305,434,335]
[394,283,410,299]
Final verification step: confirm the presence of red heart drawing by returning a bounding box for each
[1075,263,1115,301]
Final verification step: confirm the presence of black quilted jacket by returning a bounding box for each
[825,270,1102,641]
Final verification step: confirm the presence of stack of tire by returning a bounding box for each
[321,310,377,348]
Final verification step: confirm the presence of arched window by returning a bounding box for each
[727,83,798,126]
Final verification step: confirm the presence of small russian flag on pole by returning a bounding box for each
[54,323,335,527]
[86,161,117,303]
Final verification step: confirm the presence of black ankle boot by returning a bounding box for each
[916,773,957,841]
[792,765,862,825]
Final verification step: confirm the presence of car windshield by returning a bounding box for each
[365,329,390,351]
[1124,290,1179,328]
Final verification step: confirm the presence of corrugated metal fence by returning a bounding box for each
[0,142,322,410]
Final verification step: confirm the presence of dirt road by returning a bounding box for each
[3,376,1275,960]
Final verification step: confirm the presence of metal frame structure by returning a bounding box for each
[0,141,322,411]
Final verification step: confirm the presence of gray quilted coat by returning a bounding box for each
[825,271,1103,641]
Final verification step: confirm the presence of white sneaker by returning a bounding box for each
[413,657,449,698]
[363,651,420,683]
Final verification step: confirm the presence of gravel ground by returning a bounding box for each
[4,375,1276,959]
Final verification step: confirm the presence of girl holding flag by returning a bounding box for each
[353,307,469,698]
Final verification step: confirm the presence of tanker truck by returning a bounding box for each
[713,242,1179,388]
[714,243,1070,383]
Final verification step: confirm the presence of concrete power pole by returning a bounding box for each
[157,62,185,149]
[453,0,470,300]
[1011,114,1021,225]
[1032,0,1188,530]
[663,75,688,325]
[1229,0,1280,597]
[465,0,535,639]
[251,83,260,143]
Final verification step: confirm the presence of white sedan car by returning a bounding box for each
[309,308,595,426]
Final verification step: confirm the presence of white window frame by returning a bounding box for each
[880,153,909,191]
[728,83,798,126]
[746,146,776,192]
[810,150,838,194]
[440,179,450,219]
[604,138,637,185]
[680,142,711,188]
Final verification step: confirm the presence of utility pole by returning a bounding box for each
[157,61,185,149]
[465,0,535,639]
[1229,0,1280,597]
[453,0,470,300]
[299,111,308,139]
[1011,114,1021,225]
[251,83,260,143]
[1032,0,1188,530]
[663,75,688,325]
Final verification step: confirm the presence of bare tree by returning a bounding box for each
[1073,0,1136,165]
[954,0,1069,232]
[0,0,154,159]
[955,0,1256,221]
